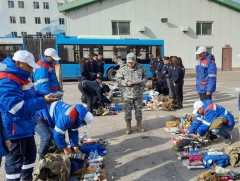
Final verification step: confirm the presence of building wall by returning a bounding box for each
[64,0,240,68]
[0,0,66,37]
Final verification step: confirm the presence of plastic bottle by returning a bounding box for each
[95,163,100,176]
[94,164,100,180]
[83,132,87,140]
[89,150,94,160]
[185,131,190,138]
[180,116,185,130]
[188,146,193,155]
[194,146,200,154]
[94,150,98,159]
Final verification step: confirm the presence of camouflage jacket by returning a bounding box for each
[117,63,148,99]
[117,58,125,67]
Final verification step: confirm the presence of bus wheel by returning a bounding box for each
[107,67,117,81]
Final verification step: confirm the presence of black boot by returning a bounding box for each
[179,100,183,109]
[174,103,180,109]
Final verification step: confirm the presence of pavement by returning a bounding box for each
[0,70,240,181]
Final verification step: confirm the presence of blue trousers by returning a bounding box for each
[211,125,233,139]
[5,136,36,181]
[35,121,53,158]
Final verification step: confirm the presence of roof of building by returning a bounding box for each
[58,0,240,13]
[209,0,240,12]
[58,0,102,12]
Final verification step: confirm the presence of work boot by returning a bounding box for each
[136,121,145,132]
[179,100,183,109]
[126,121,131,134]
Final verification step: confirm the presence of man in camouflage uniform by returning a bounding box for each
[117,53,148,134]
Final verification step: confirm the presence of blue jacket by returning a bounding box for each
[203,153,229,168]
[160,63,172,79]
[196,53,217,94]
[188,100,235,136]
[0,57,46,140]
[33,58,60,95]
[171,66,184,83]
[89,60,98,74]
[36,102,88,149]
[97,61,104,75]
[79,63,97,81]
[0,114,9,157]
[149,59,159,72]
[82,80,105,107]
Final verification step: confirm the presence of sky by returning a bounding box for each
[233,0,240,4]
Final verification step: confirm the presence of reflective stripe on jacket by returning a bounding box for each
[33,58,60,95]
[36,102,88,148]
[196,53,217,94]
[0,57,46,140]
[189,99,235,136]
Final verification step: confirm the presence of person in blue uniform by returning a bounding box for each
[33,48,61,95]
[78,54,98,81]
[195,46,217,101]
[188,100,235,145]
[0,50,57,181]
[78,77,110,113]
[0,63,11,166]
[36,101,93,158]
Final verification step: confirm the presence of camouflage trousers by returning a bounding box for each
[124,97,143,121]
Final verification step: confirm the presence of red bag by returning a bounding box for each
[188,154,203,162]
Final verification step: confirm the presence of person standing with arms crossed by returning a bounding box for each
[195,46,217,101]
[117,53,148,134]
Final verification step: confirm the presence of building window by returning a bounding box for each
[33,2,39,9]
[35,17,41,24]
[11,32,17,37]
[112,21,130,35]
[43,2,49,9]
[10,16,16,24]
[8,1,14,8]
[21,32,27,37]
[46,32,52,37]
[196,22,213,35]
[45,17,50,24]
[18,1,24,8]
[20,17,26,24]
[36,32,42,36]
[59,18,64,25]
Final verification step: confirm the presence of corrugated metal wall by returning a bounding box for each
[24,38,56,61]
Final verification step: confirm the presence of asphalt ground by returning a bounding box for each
[0,70,240,181]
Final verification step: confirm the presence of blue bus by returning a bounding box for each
[56,34,164,80]
[0,37,23,57]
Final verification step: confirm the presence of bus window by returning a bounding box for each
[102,45,115,63]
[113,46,127,59]
[82,47,91,59]
[135,46,148,63]
[0,45,22,57]
[58,45,74,63]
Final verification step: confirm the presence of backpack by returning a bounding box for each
[197,171,219,181]
[33,153,70,181]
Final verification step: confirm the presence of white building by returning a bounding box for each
[0,0,66,37]
[58,0,240,69]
